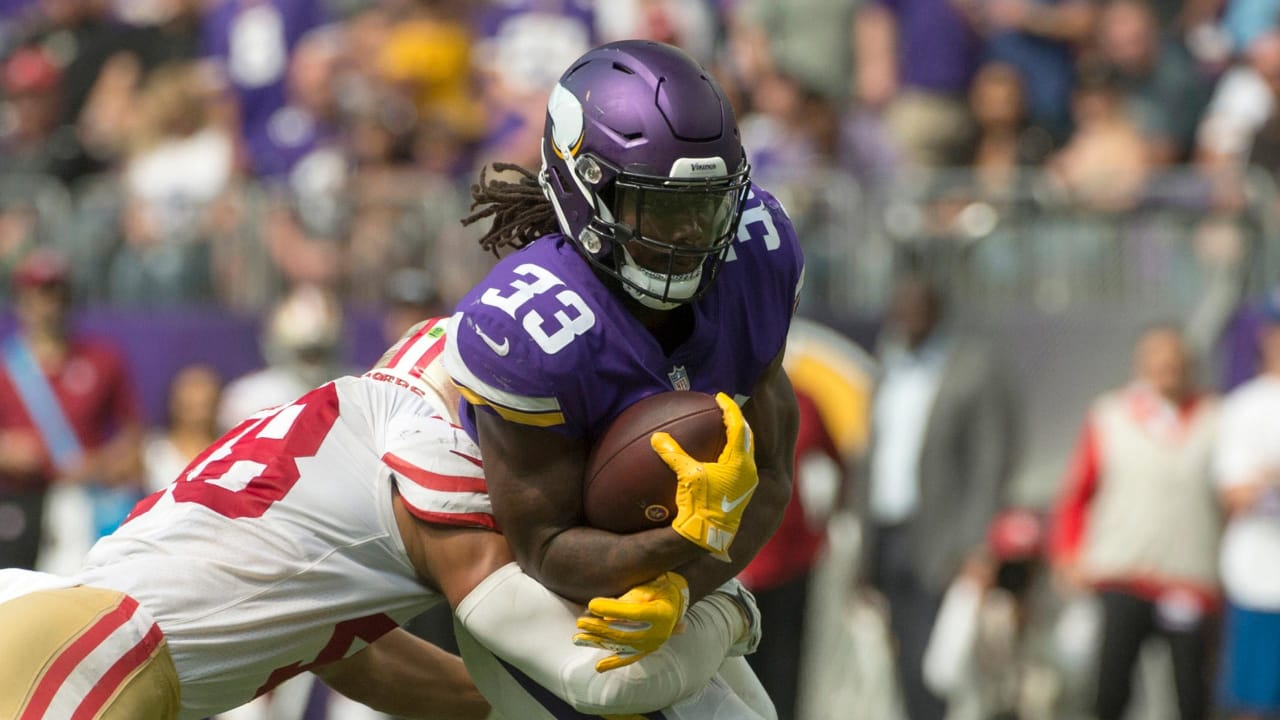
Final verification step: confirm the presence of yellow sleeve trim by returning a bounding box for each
[456,384,567,429]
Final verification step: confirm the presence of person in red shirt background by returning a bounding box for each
[0,248,144,571]
[740,386,844,720]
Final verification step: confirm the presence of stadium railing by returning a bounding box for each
[774,164,1277,504]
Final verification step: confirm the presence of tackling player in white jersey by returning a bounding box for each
[0,316,770,720]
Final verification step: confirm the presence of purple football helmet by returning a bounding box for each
[539,40,751,310]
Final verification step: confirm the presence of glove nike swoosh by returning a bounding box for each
[720,483,756,513]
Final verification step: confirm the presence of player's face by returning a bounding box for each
[613,185,737,275]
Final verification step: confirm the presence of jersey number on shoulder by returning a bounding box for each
[166,384,341,519]
[480,262,595,354]
[727,190,781,262]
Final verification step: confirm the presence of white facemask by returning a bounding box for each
[618,246,704,311]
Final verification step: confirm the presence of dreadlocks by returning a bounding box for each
[460,163,559,256]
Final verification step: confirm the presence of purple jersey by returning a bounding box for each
[202,0,327,175]
[444,184,804,445]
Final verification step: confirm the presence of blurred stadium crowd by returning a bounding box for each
[4,0,1280,719]
[0,0,1277,312]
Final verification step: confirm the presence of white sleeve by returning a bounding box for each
[454,563,746,715]
[381,413,495,529]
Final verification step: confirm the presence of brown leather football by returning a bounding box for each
[583,391,726,533]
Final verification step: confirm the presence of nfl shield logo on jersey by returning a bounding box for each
[668,366,691,391]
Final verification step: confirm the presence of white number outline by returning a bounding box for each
[480,263,596,355]
[726,191,782,262]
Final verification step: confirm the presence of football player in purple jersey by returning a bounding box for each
[444,39,805,694]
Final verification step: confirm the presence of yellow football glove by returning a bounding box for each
[650,392,757,561]
[572,571,690,672]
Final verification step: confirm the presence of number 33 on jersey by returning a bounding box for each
[444,184,805,444]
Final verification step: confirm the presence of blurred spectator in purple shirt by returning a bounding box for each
[251,26,344,181]
[0,0,36,53]
[472,0,595,169]
[855,0,983,168]
[0,0,34,20]
[202,0,328,177]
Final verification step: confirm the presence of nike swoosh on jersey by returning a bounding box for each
[474,324,510,357]
[720,484,756,513]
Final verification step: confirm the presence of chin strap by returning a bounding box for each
[617,246,703,310]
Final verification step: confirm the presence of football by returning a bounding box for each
[584,391,726,533]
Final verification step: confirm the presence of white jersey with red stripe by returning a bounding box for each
[368,316,461,423]
[73,320,491,719]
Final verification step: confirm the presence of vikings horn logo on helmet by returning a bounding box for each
[548,83,585,160]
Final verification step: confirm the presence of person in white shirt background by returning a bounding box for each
[1215,286,1280,720]
[857,271,1022,720]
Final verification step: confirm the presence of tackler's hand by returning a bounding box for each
[572,571,690,672]
[651,393,758,561]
